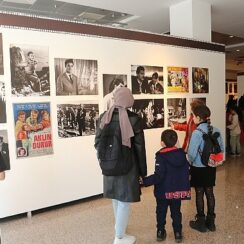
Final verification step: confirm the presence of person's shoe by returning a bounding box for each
[229,153,236,157]
[236,153,241,157]
[189,214,207,233]
[114,235,136,244]
[157,229,166,241]
[206,214,216,232]
[174,232,183,243]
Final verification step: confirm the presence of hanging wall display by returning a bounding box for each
[167,98,187,126]
[167,67,189,93]
[10,44,50,96]
[0,81,6,123]
[132,99,164,129]
[192,67,209,93]
[57,102,99,138]
[0,130,10,172]
[0,33,3,75]
[55,58,98,95]
[131,65,164,94]
[13,102,53,158]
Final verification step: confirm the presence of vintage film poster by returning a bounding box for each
[57,102,99,138]
[132,99,164,129]
[190,97,206,105]
[167,98,187,126]
[0,33,3,75]
[0,81,6,123]
[131,65,164,94]
[167,67,189,93]
[192,67,209,93]
[10,44,50,96]
[55,58,98,95]
[103,74,127,111]
[0,130,10,171]
[13,102,53,158]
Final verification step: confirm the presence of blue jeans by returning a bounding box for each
[112,199,130,238]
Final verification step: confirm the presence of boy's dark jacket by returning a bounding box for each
[143,147,191,200]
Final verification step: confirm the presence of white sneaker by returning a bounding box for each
[113,234,136,244]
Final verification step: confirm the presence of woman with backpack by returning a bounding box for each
[95,87,147,244]
[187,105,224,233]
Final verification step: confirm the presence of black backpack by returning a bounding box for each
[97,120,133,176]
[197,128,224,167]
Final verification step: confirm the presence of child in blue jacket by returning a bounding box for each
[143,129,190,243]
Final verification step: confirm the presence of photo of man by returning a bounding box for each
[168,67,189,93]
[0,130,10,173]
[0,81,6,123]
[192,67,209,93]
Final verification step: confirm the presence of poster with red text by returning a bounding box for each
[13,102,53,158]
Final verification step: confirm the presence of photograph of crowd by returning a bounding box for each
[192,67,209,93]
[0,81,6,123]
[167,98,187,126]
[0,130,10,172]
[10,44,50,96]
[132,99,164,129]
[168,67,189,93]
[131,65,164,94]
[55,58,98,95]
[0,33,3,75]
[57,103,99,138]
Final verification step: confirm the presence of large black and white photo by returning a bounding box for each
[0,33,3,75]
[10,44,50,96]
[0,130,10,171]
[0,81,6,123]
[57,102,99,138]
[55,58,98,95]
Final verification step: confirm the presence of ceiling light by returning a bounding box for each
[229,35,234,38]
[236,49,240,52]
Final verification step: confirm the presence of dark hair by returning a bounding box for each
[190,99,205,111]
[65,59,74,67]
[27,51,33,56]
[136,66,145,74]
[152,72,158,79]
[108,78,124,92]
[161,129,178,147]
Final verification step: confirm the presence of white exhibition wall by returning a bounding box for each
[0,27,225,218]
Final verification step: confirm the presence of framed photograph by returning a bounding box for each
[0,33,3,75]
[0,81,6,123]
[0,130,10,171]
[131,65,164,94]
[132,99,164,129]
[192,67,209,93]
[55,58,98,95]
[167,67,189,93]
[10,44,50,96]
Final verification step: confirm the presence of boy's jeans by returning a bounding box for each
[230,134,241,154]
[112,199,130,238]
[156,198,182,233]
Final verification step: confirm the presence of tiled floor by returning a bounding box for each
[0,154,243,244]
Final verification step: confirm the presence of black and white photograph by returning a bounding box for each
[190,97,206,105]
[167,98,187,126]
[10,44,50,96]
[131,65,164,94]
[57,102,99,138]
[0,130,10,172]
[192,67,209,93]
[132,99,164,129]
[55,58,98,96]
[0,81,6,123]
[103,74,127,111]
[0,33,3,75]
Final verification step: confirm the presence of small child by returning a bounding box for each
[143,129,190,243]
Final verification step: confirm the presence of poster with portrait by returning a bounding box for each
[131,65,164,94]
[13,102,53,158]
[0,33,3,75]
[167,67,189,93]
[132,99,164,129]
[0,81,6,123]
[10,44,50,96]
[57,102,99,138]
[0,130,10,171]
[55,58,98,95]
[167,98,187,126]
[192,67,209,93]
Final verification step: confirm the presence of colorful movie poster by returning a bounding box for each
[192,67,209,93]
[10,44,50,96]
[0,130,10,171]
[0,33,3,75]
[167,67,189,93]
[0,81,6,123]
[13,102,53,158]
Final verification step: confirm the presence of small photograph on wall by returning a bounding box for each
[103,74,127,111]
[55,58,98,95]
[131,65,164,94]
[167,67,189,93]
[0,81,6,123]
[0,130,10,171]
[57,102,99,138]
[167,98,187,126]
[189,97,206,106]
[192,67,209,93]
[132,99,164,129]
[13,102,53,158]
[0,33,4,75]
[10,44,50,96]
